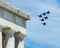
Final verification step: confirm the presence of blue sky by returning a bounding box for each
[5,0,60,48]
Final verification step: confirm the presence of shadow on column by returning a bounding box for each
[14,32,24,48]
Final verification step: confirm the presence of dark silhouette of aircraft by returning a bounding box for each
[43,13,46,15]
[42,22,46,25]
[40,19,44,21]
[39,15,42,18]
[44,16,48,20]
[47,11,50,14]
[38,11,50,25]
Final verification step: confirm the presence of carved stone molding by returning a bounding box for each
[0,2,31,20]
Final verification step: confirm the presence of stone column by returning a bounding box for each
[0,27,2,48]
[4,30,15,48]
[15,33,24,48]
[2,34,4,48]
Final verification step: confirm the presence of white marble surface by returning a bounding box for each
[5,30,15,48]
[0,18,27,36]
[0,2,31,20]
[0,28,2,48]
[0,1,30,48]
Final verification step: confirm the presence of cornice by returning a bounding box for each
[0,2,31,20]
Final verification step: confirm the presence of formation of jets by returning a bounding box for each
[38,11,50,25]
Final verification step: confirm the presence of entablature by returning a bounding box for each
[0,1,31,20]
[0,18,27,36]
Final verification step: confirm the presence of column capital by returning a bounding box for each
[15,33,24,48]
[0,25,4,29]
[2,27,15,34]
[14,32,24,39]
[4,29,15,48]
[0,25,11,30]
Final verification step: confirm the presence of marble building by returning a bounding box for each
[0,0,30,48]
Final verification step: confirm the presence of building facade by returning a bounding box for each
[0,0,30,48]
